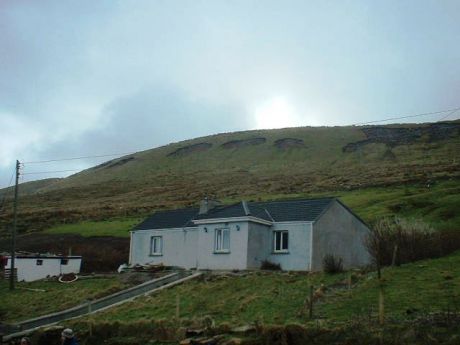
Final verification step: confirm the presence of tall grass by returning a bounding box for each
[366,217,460,266]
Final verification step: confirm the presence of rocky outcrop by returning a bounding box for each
[94,156,135,169]
[343,122,460,152]
[221,137,266,149]
[168,143,213,156]
[274,138,305,149]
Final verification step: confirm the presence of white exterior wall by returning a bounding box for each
[130,221,315,271]
[129,228,198,269]
[196,221,249,270]
[265,222,313,271]
[197,221,248,270]
[311,200,371,270]
[246,223,271,269]
[5,257,82,282]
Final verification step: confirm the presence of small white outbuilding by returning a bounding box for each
[1,253,82,282]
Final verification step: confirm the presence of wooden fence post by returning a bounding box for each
[87,299,93,336]
[176,294,180,321]
[378,284,384,325]
[391,244,398,267]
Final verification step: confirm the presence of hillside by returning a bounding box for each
[0,120,459,235]
[0,178,61,198]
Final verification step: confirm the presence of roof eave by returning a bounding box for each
[193,216,272,226]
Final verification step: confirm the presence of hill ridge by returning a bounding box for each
[0,120,459,234]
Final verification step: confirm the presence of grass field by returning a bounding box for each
[85,251,460,326]
[43,218,141,238]
[319,252,460,321]
[39,178,460,238]
[336,178,460,230]
[1,253,458,339]
[0,277,127,323]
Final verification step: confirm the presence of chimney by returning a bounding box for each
[242,200,250,216]
[199,197,221,214]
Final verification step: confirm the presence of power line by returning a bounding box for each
[352,107,460,126]
[22,152,137,164]
[437,108,459,122]
[21,169,81,175]
[11,105,460,169]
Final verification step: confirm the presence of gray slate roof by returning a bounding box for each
[134,207,199,230]
[133,198,335,230]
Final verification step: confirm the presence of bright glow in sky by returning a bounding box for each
[253,97,303,129]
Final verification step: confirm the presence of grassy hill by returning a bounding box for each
[58,250,458,345]
[38,178,460,238]
[0,120,459,236]
[4,251,459,342]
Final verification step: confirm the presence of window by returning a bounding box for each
[150,236,163,255]
[61,259,69,265]
[273,231,289,253]
[215,228,230,253]
[36,259,43,266]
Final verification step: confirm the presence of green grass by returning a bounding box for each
[43,218,141,237]
[87,251,460,326]
[336,179,460,230]
[39,179,460,238]
[232,179,460,230]
[2,253,459,327]
[87,272,347,325]
[0,277,127,322]
[319,252,460,321]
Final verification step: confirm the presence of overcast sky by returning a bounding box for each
[1,0,459,187]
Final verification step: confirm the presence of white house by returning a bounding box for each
[1,253,82,282]
[129,198,371,271]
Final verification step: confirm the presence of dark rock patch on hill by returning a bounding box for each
[221,137,266,149]
[274,138,305,149]
[343,123,460,152]
[168,143,212,156]
[93,156,136,170]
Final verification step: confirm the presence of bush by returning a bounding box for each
[366,217,460,267]
[322,254,344,273]
[261,260,281,270]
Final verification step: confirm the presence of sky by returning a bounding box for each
[1,0,459,187]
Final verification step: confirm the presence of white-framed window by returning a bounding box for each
[273,230,289,253]
[150,236,163,256]
[215,228,230,253]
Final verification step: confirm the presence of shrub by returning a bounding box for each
[261,260,281,270]
[366,217,460,267]
[322,254,344,274]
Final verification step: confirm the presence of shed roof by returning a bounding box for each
[133,198,335,231]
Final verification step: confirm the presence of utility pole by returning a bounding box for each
[9,160,20,290]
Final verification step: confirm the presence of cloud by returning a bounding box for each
[1,0,460,187]
[0,112,44,166]
[0,85,248,187]
[76,84,249,155]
